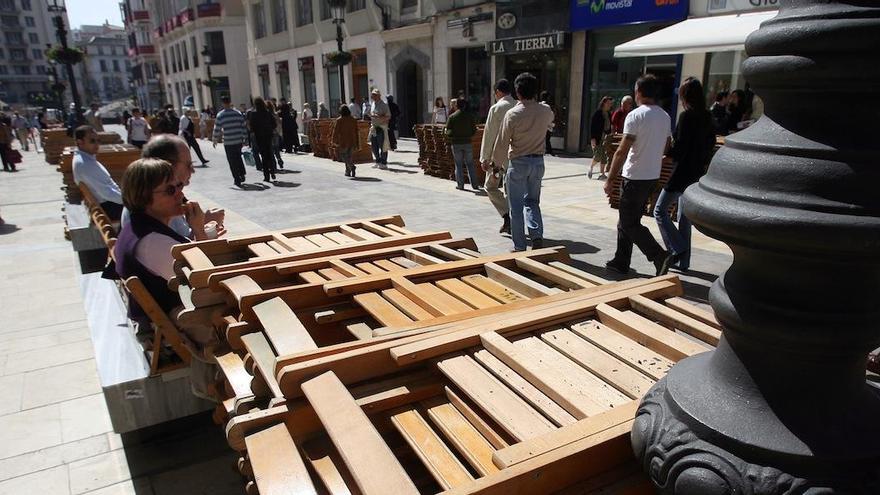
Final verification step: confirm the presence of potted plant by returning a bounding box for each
[201,79,220,88]
[46,46,85,65]
[326,51,353,66]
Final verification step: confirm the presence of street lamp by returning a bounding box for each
[46,45,65,118]
[46,0,83,118]
[200,45,214,109]
[330,0,346,106]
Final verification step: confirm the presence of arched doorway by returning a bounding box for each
[395,61,424,138]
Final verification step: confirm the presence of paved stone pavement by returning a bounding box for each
[0,124,732,493]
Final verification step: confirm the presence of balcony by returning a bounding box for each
[197,2,222,18]
[152,26,163,38]
[127,45,156,56]
[179,7,195,25]
[132,10,150,21]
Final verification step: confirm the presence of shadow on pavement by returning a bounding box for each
[384,167,418,174]
[0,223,20,234]
[270,181,301,188]
[350,177,381,182]
[542,237,600,255]
[387,161,421,168]
[236,183,270,191]
[275,169,301,174]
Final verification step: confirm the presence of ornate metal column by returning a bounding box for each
[632,1,880,492]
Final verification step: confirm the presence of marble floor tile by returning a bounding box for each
[4,340,95,375]
[0,373,24,416]
[60,394,113,443]
[0,465,70,495]
[68,449,131,495]
[0,403,62,459]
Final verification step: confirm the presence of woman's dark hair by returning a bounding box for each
[253,97,267,112]
[598,96,614,111]
[514,73,539,100]
[678,77,707,111]
[434,97,445,108]
[339,105,351,117]
[266,100,276,113]
[121,158,175,213]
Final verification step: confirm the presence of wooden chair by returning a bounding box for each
[124,276,193,375]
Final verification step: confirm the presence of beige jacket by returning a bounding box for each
[479,95,517,168]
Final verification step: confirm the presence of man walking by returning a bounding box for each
[491,73,554,252]
[480,79,517,235]
[11,112,28,151]
[368,89,391,170]
[603,74,674,276]
[212,96,249,187]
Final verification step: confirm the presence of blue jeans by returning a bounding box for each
[653,188,691,269]
[451,144,479,189]
[506,155,545,251]
[370,127,388,165]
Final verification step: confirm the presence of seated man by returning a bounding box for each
[72,125,124,221]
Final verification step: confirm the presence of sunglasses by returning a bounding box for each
[154,182,185,196]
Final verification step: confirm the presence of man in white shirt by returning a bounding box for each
[71,125,124,221]
[348,98,362,120]
[479,79,517,234]
[128,108,151,149]
[11,112,28,151]
[603,75,674,276]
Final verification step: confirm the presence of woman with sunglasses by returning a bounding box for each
[114,158,203,322]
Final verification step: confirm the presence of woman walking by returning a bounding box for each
[0,115,15,172]
[247,97,278,182]
[279,101,299,153]
[587,96,614,179]
[267,100,284,168]
[444,99,480,191]
[331,105,360,178]
[653,77,715,271]
[179,110,209,165]
[431,97,448,125]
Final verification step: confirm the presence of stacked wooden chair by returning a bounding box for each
[324,119,374,165]
[415,124,486,184]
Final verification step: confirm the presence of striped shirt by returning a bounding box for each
[212,108,247,146]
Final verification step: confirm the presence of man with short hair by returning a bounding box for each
[72,125,124,221]
[85,103,104,132]
[368,89,391,170]
[212,96,249,187]
[603,74,674,276]
[480,78,517,234]
[491,73,555,252]
[11,112,28,151]
[348,97,362,120]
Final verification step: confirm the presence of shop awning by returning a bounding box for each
[613,11,778,58]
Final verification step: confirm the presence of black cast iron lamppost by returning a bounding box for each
[45,45,66,118]
[330,0,347,106]
[200,45,214,109]
[46,0,83,117]
[632,1,880,492]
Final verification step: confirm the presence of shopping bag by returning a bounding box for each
[242,148,255,167]
[8,149,22,164]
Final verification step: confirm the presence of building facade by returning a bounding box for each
[121,0,165,112]
[150,0,251,111]
[73,23,130,104]
[0,0,71,109]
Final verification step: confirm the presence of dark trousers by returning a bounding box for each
[545,131,553,155]
[272,134,283,164]
[388,127,397,150]
[613,178,665,267]
[183,133,207,163]
[0,143,12,171]
[224,144,246,183]
[283,129,299,153]
[100,201,123,222]
[370,128,388,165]
[256,138,275,180]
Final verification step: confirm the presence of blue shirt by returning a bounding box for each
[212,108,247,146]
[72,149,123,205]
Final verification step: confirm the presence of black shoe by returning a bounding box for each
[456,185,465,190]
[605,259,630,275]
[654,251,675,276]
[278,161,284,168]
[202,160,210,165]
[234,179,242,187]
[271,173,276,180]
[531,238,544,249]
[351,167,356,178]
[344,170,351,177]
[499,214,511,234]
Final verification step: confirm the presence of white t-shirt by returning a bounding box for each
[621,104,671,180]
[129,117,150,141]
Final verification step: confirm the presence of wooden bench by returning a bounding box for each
[224,275,718,493]
[77,183,118,253]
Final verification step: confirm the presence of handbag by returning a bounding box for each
[241,147,256,167]
[8,149,22,164]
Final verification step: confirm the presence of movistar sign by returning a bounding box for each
[571,0,688,31]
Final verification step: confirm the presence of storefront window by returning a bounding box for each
[501,50,570,139]
[326,65,341,117]
[704,51,745,104]
[451,47,492,121]
[279,71,290,100]
[299,57,317,110]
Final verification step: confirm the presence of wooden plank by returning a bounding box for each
[390,407,473,489]
[270,233,298,252]
[373,259,405,272]
[318,268,348,281]
[423,399,499,477]
[355,262,386,275]
[285,236,321,252]
[219,275,264,305]
[460,274,528,304]
[300,372,419,495]
[515,258,597,289]
[570,321,674,381]
[381,288,434,321]
[473,349,576,427]
[403,248,445,265]
[303,438,362,495]
[481,333,626,419]
[436,355,555,442]
[629,294,722,345]
[315,304,368,324]
[390,278,446,317]
[266,240,289,253]
[324,231,356,245]
[596,304,709,361]
[306,233,340,248]
[346,322,373,340]
[179,247,214,270]
[491,401,639,469]
[383,223,412,235]
[361,220,400,237]
[484,262,561,298]
[458,248,482,258]
[390,256,420,269]
[663,297,721,330]
[252,298,318,356]
[300,271,326,284]
[245,424,318,495]
[215,352,253,400]
[240,333,284,398]
[547,261,609,286]
[329,259,368,277]
[429,244,474,261]
[353,292,413,327]
[339,224,377,241]
[540,328,656,399]
[415,282,475,312]
[444,387,509,450]
[435,279,502,310]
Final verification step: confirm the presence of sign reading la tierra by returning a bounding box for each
[488,32,565,56]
